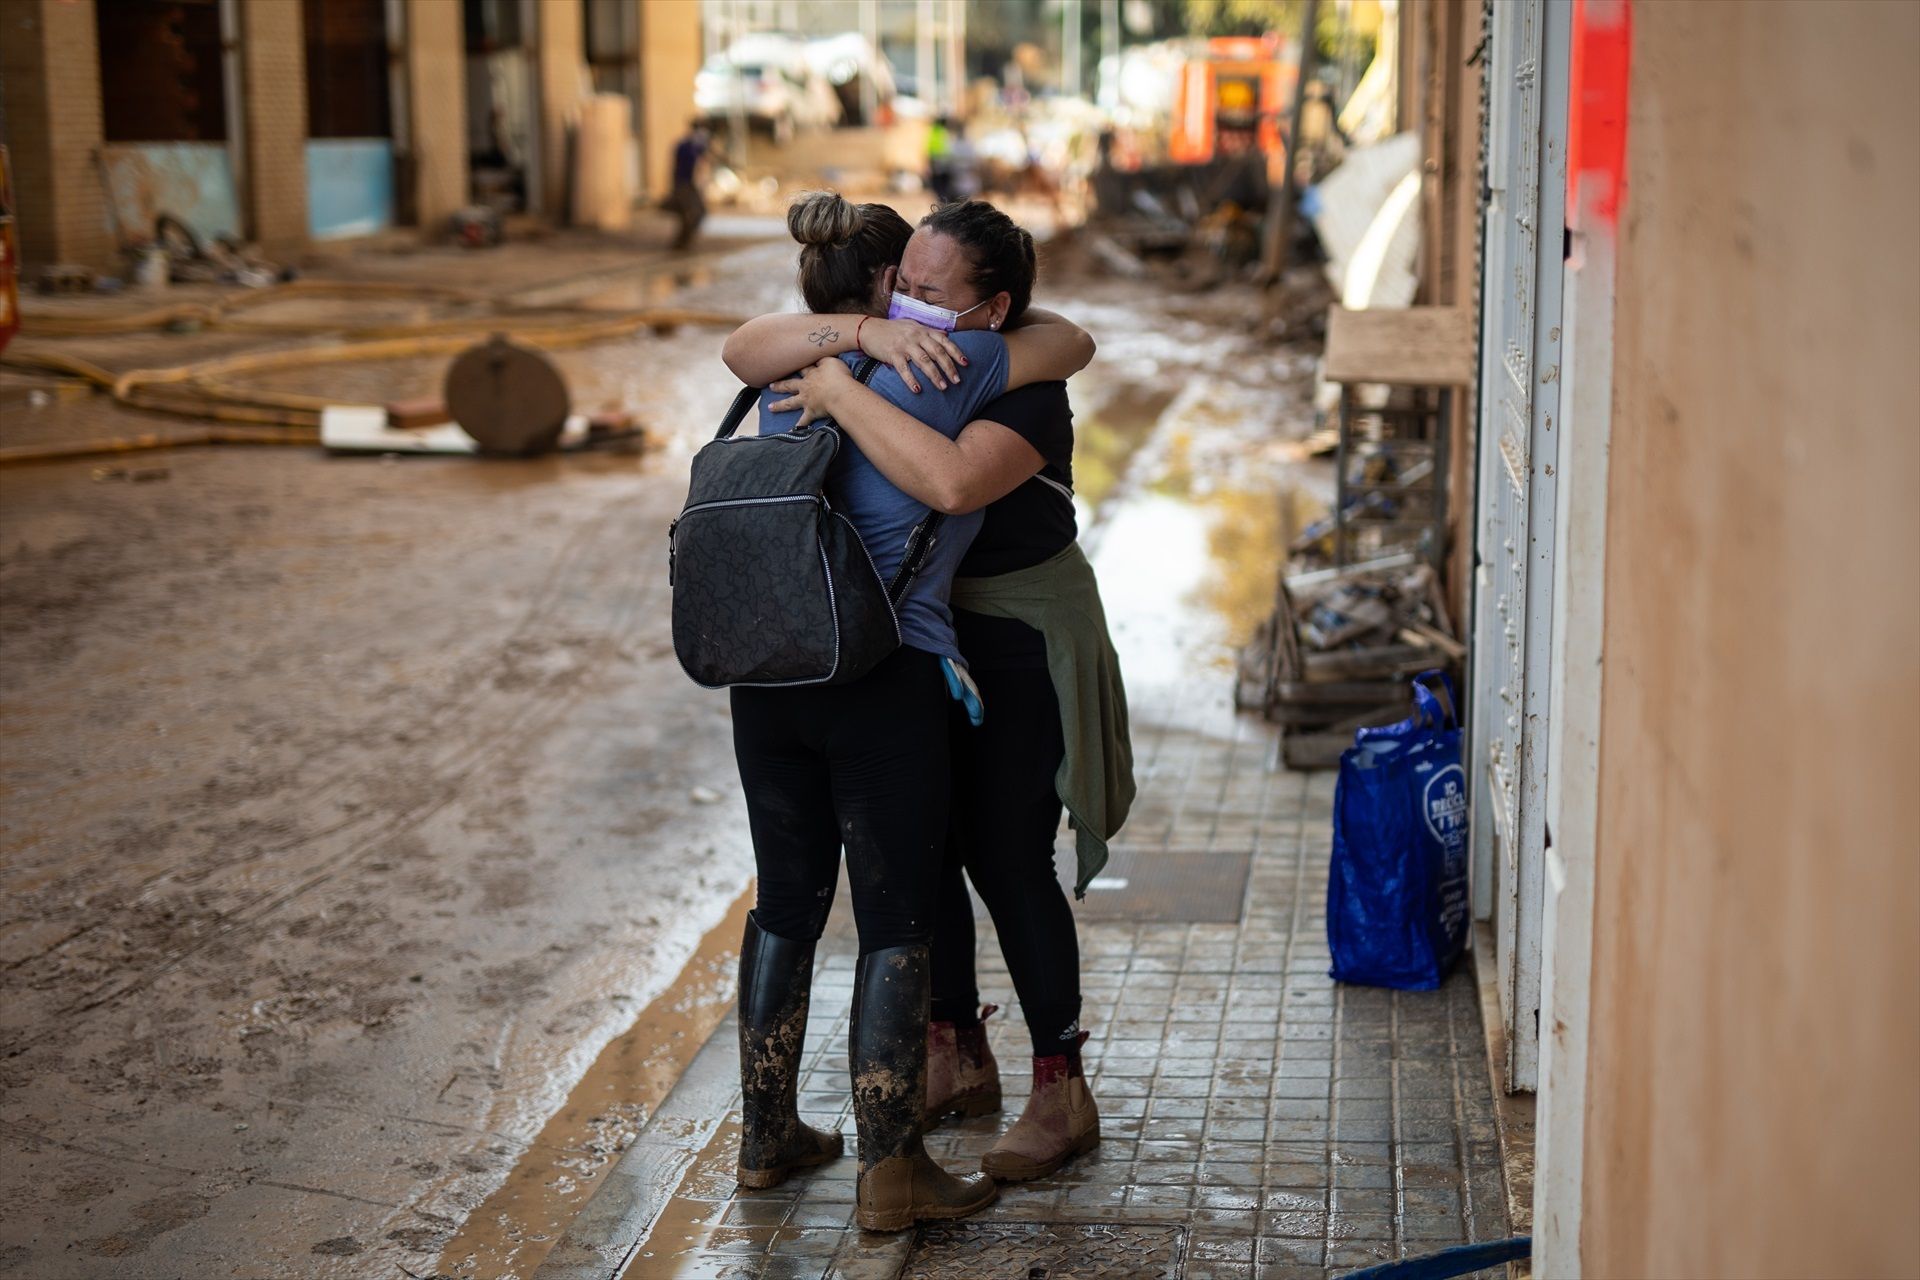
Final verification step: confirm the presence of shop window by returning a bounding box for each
[96,0,227,143]
[304,0,392,139]
[584,0,639,99]
[464,0,526,54]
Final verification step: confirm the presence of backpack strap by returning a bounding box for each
[817,354,934,608]
[715,355,881,440]
[887,509,945,606]
[713,384,761,440]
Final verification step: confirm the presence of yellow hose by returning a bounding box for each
[0,426,320,467]
[18,278,494,337]
[1,304,746,459]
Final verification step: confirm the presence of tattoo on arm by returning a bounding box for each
[807,326,839,348]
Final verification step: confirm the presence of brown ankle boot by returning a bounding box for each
[851,946,997,1232]
[924,1004,1002,1129]
[735,915,843,1189]
[981,1031,1099,1182]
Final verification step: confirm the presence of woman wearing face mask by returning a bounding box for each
[730,199,1132,1187]
[716,192,1094,1232]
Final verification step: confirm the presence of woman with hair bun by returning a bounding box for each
[728,197,1132,1190]
[716,191,1095,1232]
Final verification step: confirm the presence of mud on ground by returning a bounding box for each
[0,234,1326,1279]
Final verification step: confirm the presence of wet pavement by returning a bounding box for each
[529,272,1508,1278]
[1,223,1394,1278]
[541,702,1509,1279]
[0,240,791,1279]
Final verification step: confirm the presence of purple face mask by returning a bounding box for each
[887,290,990,333]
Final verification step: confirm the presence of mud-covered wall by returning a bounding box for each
[238,0,310,252]
[1400,0,1484,625]
[639,0,703,199]
[1582,2,1920,1275]
[537,0,591,219]
[405,0,470,229]
[0,0,115,268]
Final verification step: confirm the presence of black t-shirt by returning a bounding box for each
[954,381,1079,670]
[958,381,1077,576]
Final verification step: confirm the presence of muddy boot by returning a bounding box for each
[736,914,843,1188]
[851,945,997,1232]
[981,1031,1100,1182]
[924,1004,1002,1130]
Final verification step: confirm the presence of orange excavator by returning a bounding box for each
[1167,35,1296,167]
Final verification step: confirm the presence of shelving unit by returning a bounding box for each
[1321,305,1477,568]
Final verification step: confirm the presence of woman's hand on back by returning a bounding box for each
[769,357,859,428]
[858,319,967,394]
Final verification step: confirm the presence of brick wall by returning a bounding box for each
[537,0,589,219]
[638,0,702,199]
[238,0,310,251]
[1,0,114,269]
[405,0,469,229]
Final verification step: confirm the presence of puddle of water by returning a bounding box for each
[1071,355,1326,699]
[618,1117,745,1278]
[1070,378,1180,511]
[432,888,753,1279]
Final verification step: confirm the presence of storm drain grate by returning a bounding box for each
[1043,845,1253,923]
[902,1222,1186,1278]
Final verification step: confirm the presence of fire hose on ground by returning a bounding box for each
[1,284,746,465]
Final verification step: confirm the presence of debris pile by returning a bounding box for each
[138,214,289,288]
[1237,556,1464,769]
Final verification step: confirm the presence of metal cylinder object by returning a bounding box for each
[443,334,570,456]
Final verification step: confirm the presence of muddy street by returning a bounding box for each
[0,235,1322,1278]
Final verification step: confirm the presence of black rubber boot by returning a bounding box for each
[736,914,843,1188]
[850,945,997,1232]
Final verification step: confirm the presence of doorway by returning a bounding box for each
[462,0,541,214]
[304,0,396,238]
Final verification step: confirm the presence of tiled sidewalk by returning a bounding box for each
[539,693,1508,1280]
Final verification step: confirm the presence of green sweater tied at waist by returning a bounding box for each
[950,541,1135,897]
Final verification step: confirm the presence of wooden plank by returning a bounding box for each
[1322,305,1477,386]
[1398,622,1469,663]
[1275,679,1410,704]
[1300,642,1437,679]
[1281,704,1411,769]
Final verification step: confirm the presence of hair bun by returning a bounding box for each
[788,191,861,247]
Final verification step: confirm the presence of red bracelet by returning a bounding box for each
[855,315,868,353]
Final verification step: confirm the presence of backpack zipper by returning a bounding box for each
[671,496,849,689]
[672,495,824,581]
[831,509,902,645]
[678,493,824,517]
[707,425,840,445]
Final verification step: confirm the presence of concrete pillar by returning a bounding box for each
[404,0,469,230]
[237,0,310,252]
[537,0,590,220]
[0,0,115,269]
[638,0,702,200]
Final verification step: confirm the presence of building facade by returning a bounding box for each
[1408,0,1920,1273]
[0,0,702,269]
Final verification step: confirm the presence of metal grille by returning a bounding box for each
[1467,0,1568,1093]
[903,1222,1186,1279]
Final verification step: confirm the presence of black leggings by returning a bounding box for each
[930,663,1083,1055]
[730,646,949,953]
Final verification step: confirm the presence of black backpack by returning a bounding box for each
[669,359,944,689]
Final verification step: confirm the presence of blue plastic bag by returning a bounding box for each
[1327,672,1470,990]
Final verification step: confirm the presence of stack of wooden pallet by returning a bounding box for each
[1236,556,1465,768]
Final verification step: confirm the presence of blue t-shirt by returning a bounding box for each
[756,330,1010,663]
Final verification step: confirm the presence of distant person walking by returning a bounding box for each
[670,121,711,251]
[927,117,956,203]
